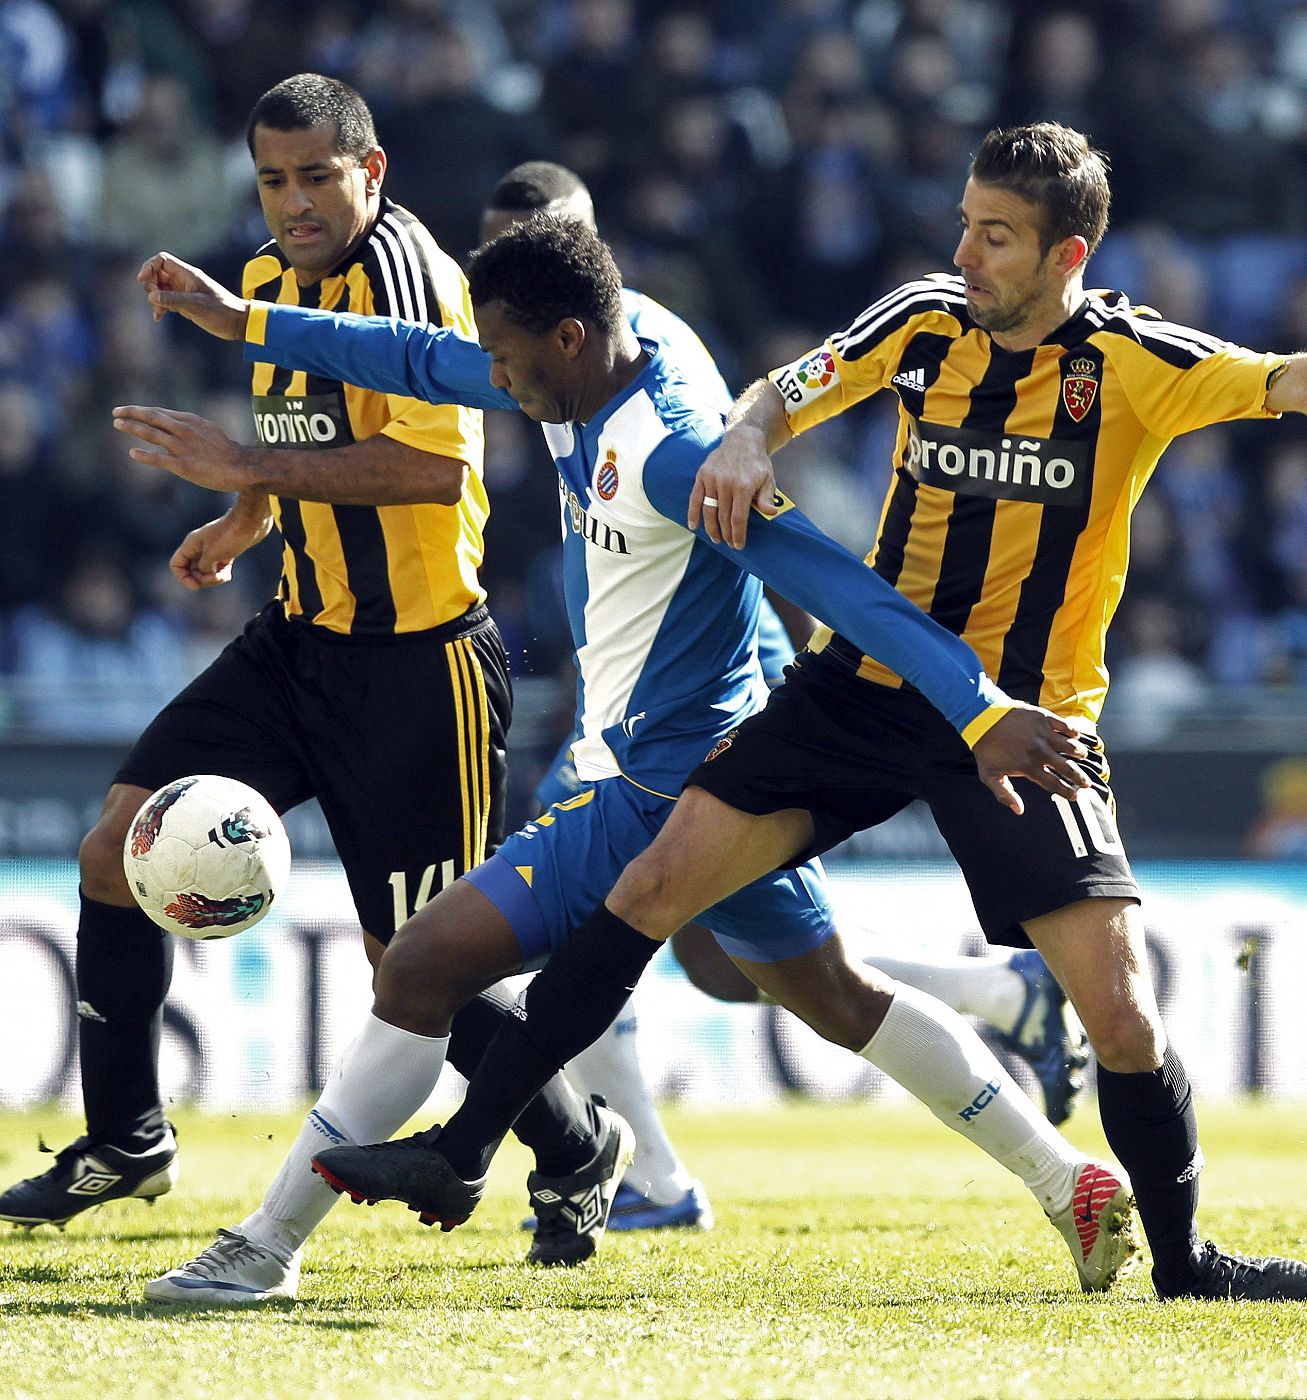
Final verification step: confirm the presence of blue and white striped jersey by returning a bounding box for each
[246,303,1012,794]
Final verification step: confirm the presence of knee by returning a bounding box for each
[1086,1002,1165,1074]
[79,814,132,903]
[373,922,471,1030]
[608,852,685,933]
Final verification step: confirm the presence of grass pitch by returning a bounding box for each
[2,1099,1307,1400]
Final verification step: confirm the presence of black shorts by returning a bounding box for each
[685,652,1138,948]
[116,606,511,940]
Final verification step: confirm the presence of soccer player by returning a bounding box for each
[369,124,1307,1301]
[0,75,610,1300]
[487,161,1086,1239]
[118,214,1140,1297]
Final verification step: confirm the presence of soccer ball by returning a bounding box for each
[123,775,290,939]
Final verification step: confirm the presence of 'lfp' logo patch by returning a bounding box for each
[1061,356,1098,423]
[596,450,619,500]
[794,349,835,390]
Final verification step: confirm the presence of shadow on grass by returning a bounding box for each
[0,1227,216,1247]
[7,1298,383,1327]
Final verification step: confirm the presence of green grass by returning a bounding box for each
[3,1100,1307,1400]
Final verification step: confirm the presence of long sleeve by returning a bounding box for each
[245,303,518,412]
[642,437,1011,742]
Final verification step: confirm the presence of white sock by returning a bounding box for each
[239,1013,450,1263]
[568,997,693,1205]
[864,947,1026,1035]
[860,983,1077,1216]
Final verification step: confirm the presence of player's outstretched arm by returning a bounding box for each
[139,251,250,340]
[652,441,1090,810]
[249,303,517,413]
[689,379,790,548]
[113,405,468,504]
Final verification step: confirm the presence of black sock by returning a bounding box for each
[1096,1046,1201,1276]
[437,904,662,1182]
[448,987,598,1176]
[76,892,174,1150]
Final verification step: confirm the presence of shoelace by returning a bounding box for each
[184,1229,267,1279]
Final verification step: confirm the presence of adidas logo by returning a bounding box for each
[891,366,926,392]
[1176,1148,1205,1185]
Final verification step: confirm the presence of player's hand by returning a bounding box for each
[138,251,250,340]
[112,405,257,493]
[689,424,779,549]
[972,706,1092,816]
[170,504,273,590]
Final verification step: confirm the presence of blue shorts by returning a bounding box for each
[464,774,835,970]
[533,734,586,812]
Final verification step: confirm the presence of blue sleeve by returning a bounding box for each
[247,304,518,411]
[642,436,1009,735]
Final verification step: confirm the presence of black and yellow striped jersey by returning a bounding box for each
[771,274,1284,722]
[243,197,486,635]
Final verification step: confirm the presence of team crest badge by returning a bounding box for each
[596,449,619,500]
[703,728,739,763]
[1062,356,1098,423]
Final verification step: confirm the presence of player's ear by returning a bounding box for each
[557,317,587,357]
[363,147,386,194]
[1053,234,1089,277]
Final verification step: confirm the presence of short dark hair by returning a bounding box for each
[971,122,1111,258]
[246,73,377,162]
[468,214,623,336]
[487,161,589,214]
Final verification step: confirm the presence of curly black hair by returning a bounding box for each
[468,213,623,335]
[246,73,377,162]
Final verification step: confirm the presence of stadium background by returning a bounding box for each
[3,0,1307,1111]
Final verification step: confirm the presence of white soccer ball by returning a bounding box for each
[122,775,290,939]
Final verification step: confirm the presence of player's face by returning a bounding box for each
[477,301,577,423]
[252,122,384,284]
[953,178,1073,343]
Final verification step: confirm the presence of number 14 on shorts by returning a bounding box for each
[389,860,455,926]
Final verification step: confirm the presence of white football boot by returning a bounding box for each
[1047,1160,1139,1292]
[145,1228,300,1304]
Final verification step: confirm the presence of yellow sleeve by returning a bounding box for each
[1103,332,1284,439]
[960,703,1013,749]
[769,284,964,437]
[378,398,483,464]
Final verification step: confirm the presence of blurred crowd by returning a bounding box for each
[5,0,1307,747]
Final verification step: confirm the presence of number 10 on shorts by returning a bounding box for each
[1051,790,1124,858]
